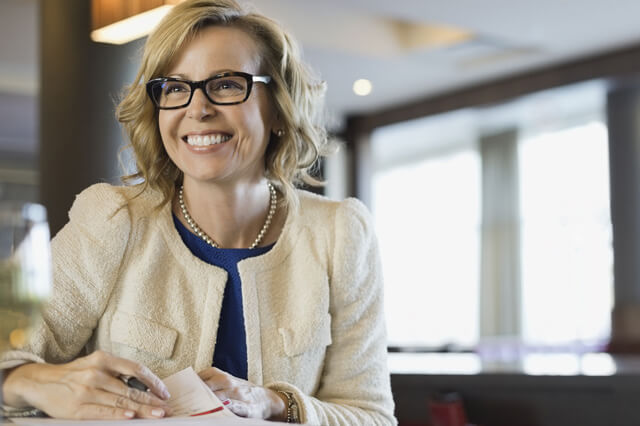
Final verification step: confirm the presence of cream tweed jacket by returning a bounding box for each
[1,183,396,425]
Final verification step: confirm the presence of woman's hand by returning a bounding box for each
[198,367,286,421]
[2,350,171,419]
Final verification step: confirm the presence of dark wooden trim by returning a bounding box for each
[343,120,359,198]
[346,42,640,134]
[392,372,640,426]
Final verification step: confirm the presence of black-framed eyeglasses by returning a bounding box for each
[146,71,272,109]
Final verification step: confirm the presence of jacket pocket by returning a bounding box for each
[278,312,332,357]
[110,311,178,359]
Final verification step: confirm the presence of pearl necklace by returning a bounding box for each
[178,182,277,249]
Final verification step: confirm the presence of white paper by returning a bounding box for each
[162,367,235,418]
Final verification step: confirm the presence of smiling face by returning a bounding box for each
[158,25,278,187]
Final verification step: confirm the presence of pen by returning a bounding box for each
[120,375,149,392]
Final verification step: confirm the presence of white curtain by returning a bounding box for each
[479,129,521,338]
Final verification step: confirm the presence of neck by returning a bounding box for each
[175,179,276,249]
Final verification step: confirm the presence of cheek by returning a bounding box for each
[158,111,179,146]
[234,108,268,144]
[248,103,275,140]
[158,112,168,140]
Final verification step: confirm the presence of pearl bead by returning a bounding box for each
[179,182,277,249]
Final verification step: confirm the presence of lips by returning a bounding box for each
[182,133,232,146]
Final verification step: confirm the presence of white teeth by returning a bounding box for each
[186,134,231,146]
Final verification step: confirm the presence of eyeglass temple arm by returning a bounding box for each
[253,75,271,84]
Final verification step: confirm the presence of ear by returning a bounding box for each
[270,111,285,136]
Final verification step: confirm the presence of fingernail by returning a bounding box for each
[124,410,135,418]
[163,389,171,399]
[152,409,165,417]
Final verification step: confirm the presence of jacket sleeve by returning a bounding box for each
[268,197,397,425]
[0,183,132,374]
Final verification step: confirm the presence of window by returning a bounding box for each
[373,151,481,347]
[519,121,612,347]
[371,112,481,348]
[370,82,612,351]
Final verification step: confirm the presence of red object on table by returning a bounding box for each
[427,392,469,426]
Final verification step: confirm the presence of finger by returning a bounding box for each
[126,365,170,401]
[93,371,167,407]
[200,369,235,392]
[59,367,168,416]
[213,388,248,408]
[227,399,249,418]
[74,403,136,420]
[95,353,170,400]
[213,390,229,402]
[197,366,225,381]
[92,389,168,419]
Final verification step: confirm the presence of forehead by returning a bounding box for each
[166,25,262,76]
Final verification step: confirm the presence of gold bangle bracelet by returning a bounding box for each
[277,390,300,423]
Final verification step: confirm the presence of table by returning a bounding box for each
[389,352,640,426]
[6,417,286,425]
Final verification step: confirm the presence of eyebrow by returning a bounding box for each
[167,69,242,79]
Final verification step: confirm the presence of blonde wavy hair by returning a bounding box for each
[116,0,328,209]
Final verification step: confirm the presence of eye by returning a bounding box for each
[210,79,244,91]
[161,81,189,95]
[207,78,246,95]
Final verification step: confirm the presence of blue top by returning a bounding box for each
[173,213,273,380]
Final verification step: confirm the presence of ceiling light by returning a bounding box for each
[353,79,373,96]
[392,20,473,51]
[91,1,181,45]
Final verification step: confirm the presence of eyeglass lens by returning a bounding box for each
[154,76,250,108]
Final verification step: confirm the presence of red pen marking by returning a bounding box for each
[190,406,224,416]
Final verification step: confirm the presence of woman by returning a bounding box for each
[1,0,395,424]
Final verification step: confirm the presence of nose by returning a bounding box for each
[185,88,215,120]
